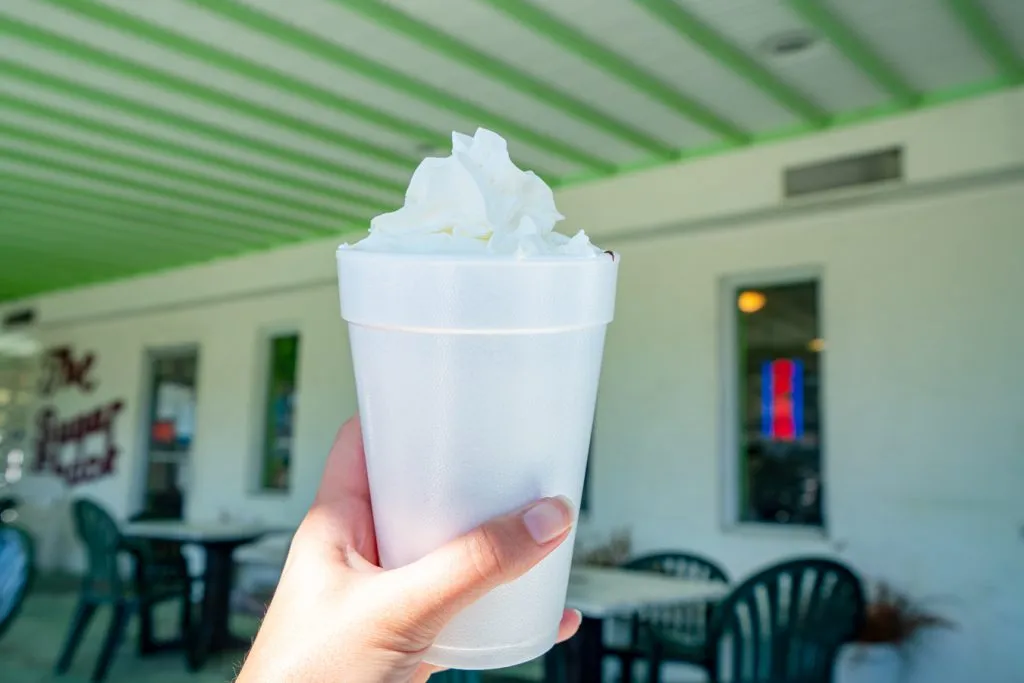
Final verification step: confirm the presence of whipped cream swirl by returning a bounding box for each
[350,128,600,257]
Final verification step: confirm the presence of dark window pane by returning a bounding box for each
[736,280,823,527]
[261,333,299,492]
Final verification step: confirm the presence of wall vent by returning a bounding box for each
[784,146,903,199]
[2,308,36,329]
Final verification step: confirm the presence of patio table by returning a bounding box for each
[122,520,286,671]
[546,566,729,682]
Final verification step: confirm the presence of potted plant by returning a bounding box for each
[575,528,632,567]
[835,582,954,683]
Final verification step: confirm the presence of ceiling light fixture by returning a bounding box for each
[737,291,766,314]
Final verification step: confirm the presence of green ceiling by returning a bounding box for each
[1,0,1022,301]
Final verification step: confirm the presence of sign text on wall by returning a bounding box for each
[31,345,126,487]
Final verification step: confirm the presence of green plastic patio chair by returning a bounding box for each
[706,557,865,683]
[610,551,730,683]
[54,499,192,682]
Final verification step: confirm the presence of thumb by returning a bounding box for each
[392,496,575,629]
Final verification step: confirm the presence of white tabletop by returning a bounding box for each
[565,566,729,618]
[123,520,286,544]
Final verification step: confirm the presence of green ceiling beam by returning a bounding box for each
[184,0,617,174]
[477,0,748,143]
[0,95,393,212]
[0,261,163,298]
[0,272,104,293]
[0,120,363,227]
[943,0,1024,80]
[2,122,362,229]
[0,235,216,275]
[0,197,242,255]
[0,179,266,251]
[0,59,405,196]
[0,273,119,300]
[635,0,829,126]
[0,14,418,171]
[787,0,919,106]
[0,214,217,259]
[0,245,126,279]
[0,230,247,298]
[0,160,288,248]
[45,0,449,147]
[0,235,132,270]
[335,0,676,159]
[0,139,342,240]
[0,274,93,293]
[0,273,92,291]
[0,245,251,300]
[0,251,132,275]
[0,220,195,268]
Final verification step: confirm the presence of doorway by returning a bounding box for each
[139,347,198,520]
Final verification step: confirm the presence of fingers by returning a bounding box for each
[314,415,369,505]
[299,415,379,562]
[394,496,575,626]
[556,608,583,644]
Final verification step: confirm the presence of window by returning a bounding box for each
[259,333,300,492]
[727,276,823,528]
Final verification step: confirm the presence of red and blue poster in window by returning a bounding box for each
[761,358,803,441]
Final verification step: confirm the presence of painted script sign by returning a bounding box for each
[40,345,96,396]
[31,345,125,486]
[32,401,125,486]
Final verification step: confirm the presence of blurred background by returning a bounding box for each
[0,1,1022,682]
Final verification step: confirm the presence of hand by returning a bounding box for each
[237,416,581,682]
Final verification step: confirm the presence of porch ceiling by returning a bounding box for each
[1,0,1022,301]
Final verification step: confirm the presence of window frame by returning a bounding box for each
[252,326,302,495]
[718,265,828,536]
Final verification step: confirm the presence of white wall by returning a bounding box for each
[595,180,1024,681]
[27,284,357,523]
[5,88,1024,681]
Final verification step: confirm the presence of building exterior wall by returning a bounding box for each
[5,89,1023,681]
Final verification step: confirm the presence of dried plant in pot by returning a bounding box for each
[857,582,954,647]
[575,528,632,568]
[836,582,954,683]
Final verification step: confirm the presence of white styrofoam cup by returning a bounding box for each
[336,247,618,670]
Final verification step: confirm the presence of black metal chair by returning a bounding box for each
[125,509,195,655]
[55,499,192,682]
[0,525,34,641]
[610,551,730,683]
[706,557,865,683]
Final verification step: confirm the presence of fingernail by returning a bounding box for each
[522,496,573,544]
